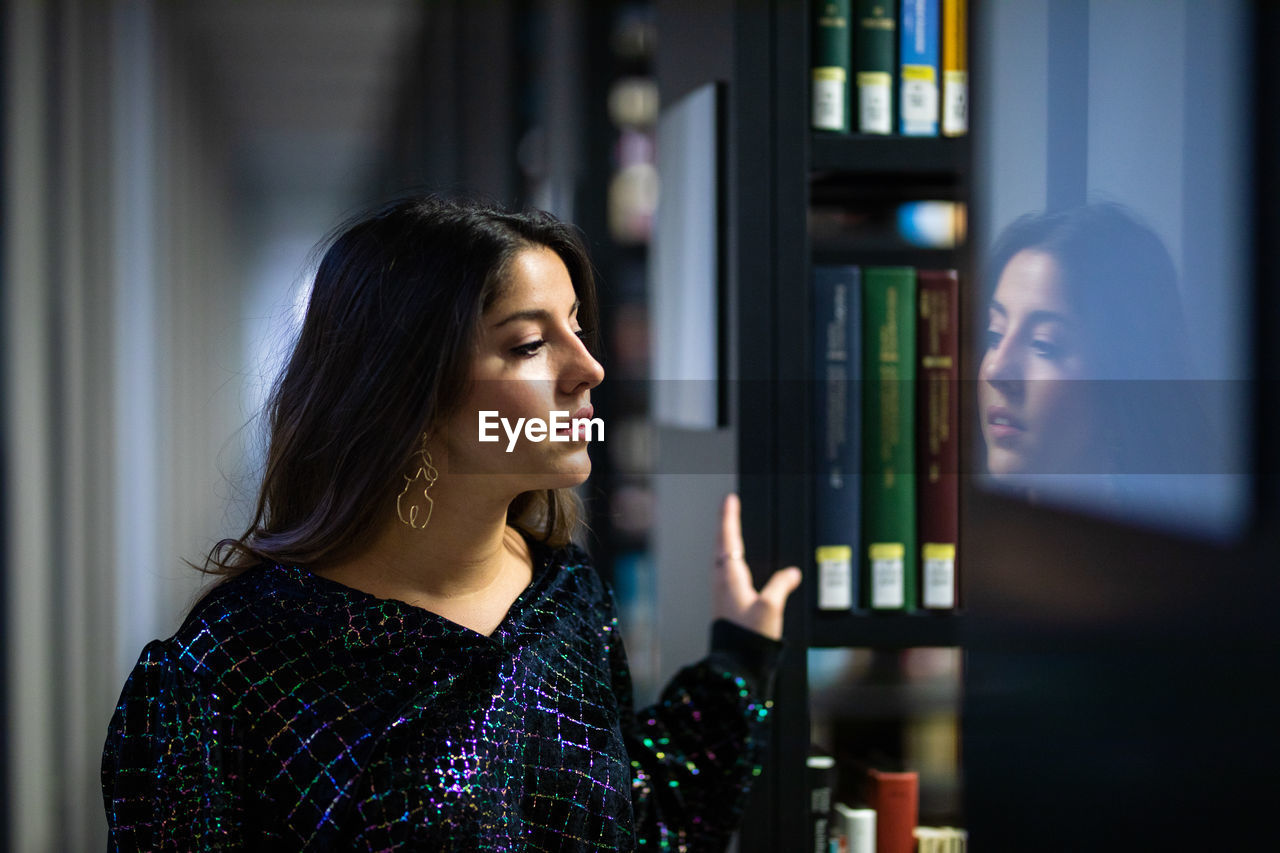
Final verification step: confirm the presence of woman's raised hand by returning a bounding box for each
[712,493,802,641]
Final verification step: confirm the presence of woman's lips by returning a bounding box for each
[553,405,595,439]
[986,406,1026,441]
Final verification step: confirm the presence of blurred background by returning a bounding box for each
[2,1,663,847]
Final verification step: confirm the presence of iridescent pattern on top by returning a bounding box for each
[102,541,776,851]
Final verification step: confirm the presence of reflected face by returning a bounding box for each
[979,250,1096,477]
[439,247,604,489]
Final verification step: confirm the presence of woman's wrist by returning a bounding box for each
[709,618,784,694]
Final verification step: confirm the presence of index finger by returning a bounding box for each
[719,493,745,558]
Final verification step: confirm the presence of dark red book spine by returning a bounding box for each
[915,269,959,609]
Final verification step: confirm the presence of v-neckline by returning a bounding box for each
[281,530,557,643]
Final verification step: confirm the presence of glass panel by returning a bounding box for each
[974,0,1252,539]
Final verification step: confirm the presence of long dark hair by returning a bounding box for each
[985,203,1191,383]
[206,194,600,575]
[981,202,1212,479]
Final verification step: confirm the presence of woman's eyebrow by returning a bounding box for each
[1024,309,1070,326]
[989,301,1069,326]
[491,299,580,329]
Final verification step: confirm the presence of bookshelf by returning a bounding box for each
[798,120,969,853]
[657,0,1280,847]
[652,0,968,847]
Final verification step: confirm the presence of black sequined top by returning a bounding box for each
[101,539,781,851]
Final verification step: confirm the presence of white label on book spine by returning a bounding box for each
[812,67,847,131]
[869,543,905,608]
[943,70,968,136]
[922,542,956,608]
[900,64,939,135]
[815,545,853,610]
[857,71,892,134]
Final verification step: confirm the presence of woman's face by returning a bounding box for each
[979,249,1096,477]
[438,246,604,491]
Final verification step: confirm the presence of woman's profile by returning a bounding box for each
[100,195,801,850]
[978,203,1213,518]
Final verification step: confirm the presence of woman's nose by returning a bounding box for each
[562,335,605,392]
[982,339,1021,385]
[580,350,605,389]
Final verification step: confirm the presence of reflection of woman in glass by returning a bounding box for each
[978,203,1212,509]
[101,196,800,849]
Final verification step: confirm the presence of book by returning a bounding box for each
[861,267,917,611]
[865,769,918,853]
[915,270,958,609]
[941,0,967,136]
[914,826,968,852]
[812,0,853,132]
[835,802,877,853]
[914,827,943,853]
[854,0,897,134]
[807,753,838,853]
[813,265,862,611]
[899,0,940,136]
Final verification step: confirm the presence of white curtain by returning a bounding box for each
[3,1,244,848]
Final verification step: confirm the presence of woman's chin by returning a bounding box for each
[537,453,592,489]
[984,448,1023,479]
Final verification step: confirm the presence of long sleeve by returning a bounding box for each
[101,639,246,851]
[609,603,783,852]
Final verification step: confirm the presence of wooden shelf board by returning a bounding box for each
[810,133,970,177]
[809,612,964,648]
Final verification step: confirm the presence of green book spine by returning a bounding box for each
[855,0,898,134]
[812,0,853,131]
[861,266,917,610]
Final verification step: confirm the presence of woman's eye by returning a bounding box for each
[984,329,1003,350]
[1031,339,1062,360]
[574,329,590,344]
[511,340,546,358]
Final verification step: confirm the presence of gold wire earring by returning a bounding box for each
[396,433,438,529]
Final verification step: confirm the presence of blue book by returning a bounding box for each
[900,0,940,136]
[812,266,862,611]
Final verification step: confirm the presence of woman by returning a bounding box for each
[101,195,801,850]
[978,203,1213,516]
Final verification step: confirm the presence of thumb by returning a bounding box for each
[759,566,802,608]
